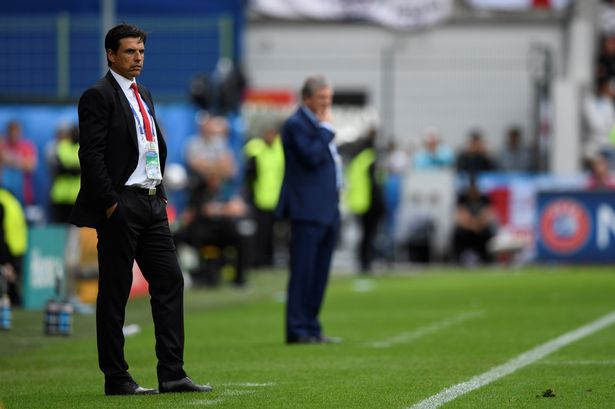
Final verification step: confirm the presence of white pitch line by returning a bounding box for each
[540,359,615,366]
[191,398,224,406]
[191,381,275,406]
[407,309,615,409]
[219,382,276,388]
[370,311,485,349]
[222,389,257,397]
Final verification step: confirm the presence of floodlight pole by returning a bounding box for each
[100,0,116,76]
[381,37,401,145]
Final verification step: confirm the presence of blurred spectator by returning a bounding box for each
[382,140,407,256]
[0,120,38,206]
[452,175,496,265]
[412,128,455,169]
[497,127,534,172]
[600,0,615,38]
[597,34,615,81]
[456,130,495,175]
[184,113,236,190]
[587,153,615,190]
[48,123,80,223]
[582,76,615,162]
[175,171,249,287]
[0,187,27,306]
[243,122,285,268]
[345,128,385,274]
[179,113,248,286]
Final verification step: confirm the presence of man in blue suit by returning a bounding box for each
[277,75,342,344]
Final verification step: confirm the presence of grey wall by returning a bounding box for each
[245,20,564,153]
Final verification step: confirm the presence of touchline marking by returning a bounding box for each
[407,309,615,409]
[191,398,224,406]
[219,382,276,388]
[540,359,615,366]
[370,311,485,348]
[222,389,257,397]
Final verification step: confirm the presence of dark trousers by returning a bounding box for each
[175,215,248,285]
[452,226,494,263]
[252,208,275,267]
[95,189,186,384]
[6,256,22,307]
[286,219,338,341]
[358,207,381,273]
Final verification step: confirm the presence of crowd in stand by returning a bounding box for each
[354,126,537,271]
[0,119,83,309]
[4,94,615,304]
[585,1,615,171]
[6,2,615,297]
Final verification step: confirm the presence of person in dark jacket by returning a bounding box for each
[70,23,211,396]
[276,75,342,344]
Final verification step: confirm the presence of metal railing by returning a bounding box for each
[0,13,235,101]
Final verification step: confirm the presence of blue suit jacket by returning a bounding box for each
[276,107,339,225]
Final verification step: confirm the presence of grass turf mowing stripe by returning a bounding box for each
[407,309,615,409]
[369,310,485,348]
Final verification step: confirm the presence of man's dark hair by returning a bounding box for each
[468,129,483,142]
[104,23,147,66]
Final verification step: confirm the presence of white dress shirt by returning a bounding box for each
[109,69,162,189]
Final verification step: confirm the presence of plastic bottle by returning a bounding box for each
[58,300,74,336]
[44,299,60,335]
[0,295,10,330]
[0,269,11,330]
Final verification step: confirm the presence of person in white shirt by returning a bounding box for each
[583,76,615,162]
[70,23,212,396]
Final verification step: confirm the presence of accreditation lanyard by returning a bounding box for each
[129,101,163,181]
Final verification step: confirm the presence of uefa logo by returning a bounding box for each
[539,199,591,254]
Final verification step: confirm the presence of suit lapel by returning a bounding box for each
[298,107,336,168]
[298,106,319,131]
[105,72,138,149]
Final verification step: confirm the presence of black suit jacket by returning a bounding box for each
[70,71,167,228]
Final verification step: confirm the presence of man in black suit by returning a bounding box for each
[70,23,211,396]
[276,75,342,344]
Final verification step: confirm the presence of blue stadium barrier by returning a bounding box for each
[0,104,245,218]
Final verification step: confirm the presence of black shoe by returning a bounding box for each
[313,335,342,344]
[286,335,318,345]
[104,380,158,396]
[159,377,213,393]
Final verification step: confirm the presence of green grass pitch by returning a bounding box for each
[1,266,615,408]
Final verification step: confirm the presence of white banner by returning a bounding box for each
[249,0,453,30]
[466,0,572,11]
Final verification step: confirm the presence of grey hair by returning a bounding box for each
[301,75,330,99]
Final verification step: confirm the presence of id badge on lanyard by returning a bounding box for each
[145,142,163,181]
[131,102,163,181]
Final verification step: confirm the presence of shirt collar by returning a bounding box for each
[300,105,319,126]
[109,68,136,92]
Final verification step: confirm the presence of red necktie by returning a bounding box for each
[130,82,154,142]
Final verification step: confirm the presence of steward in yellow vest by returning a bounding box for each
[244,128,285,267]
[244,133,284,211]
[346,148,377,215]
[49,126,80,223]
[343,131,384,274]
[0,187,27,305]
